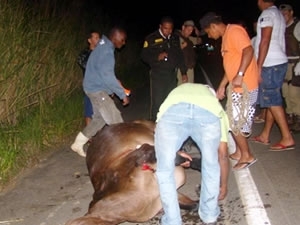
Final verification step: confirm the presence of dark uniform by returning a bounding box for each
[141,30,187,121]
[282,18,300,131]
[77,48,92,74]
[175,30,197,70]
[77,48,93,119]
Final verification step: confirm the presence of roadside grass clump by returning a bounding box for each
[0,0,86,189]
[0,89,84,188]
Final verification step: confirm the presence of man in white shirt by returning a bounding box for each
[250,0,295,151]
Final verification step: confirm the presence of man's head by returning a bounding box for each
[109,27,127,49]
[257,0,275,11]
[181,20,195,38]
[159,16,174,38]
[199,12,223,40]
[279,4,294,24]
[87,31,100,50]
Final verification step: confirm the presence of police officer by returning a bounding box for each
[141,16,188,121]
[175,20,202,86]
[280,4,300,132]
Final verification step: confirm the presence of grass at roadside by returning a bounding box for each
[0,90,84,190]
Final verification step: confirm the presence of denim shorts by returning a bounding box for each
[259,63,287,108]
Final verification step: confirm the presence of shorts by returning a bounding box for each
[228,89,258,133]
[84,94,93,118]
[259,63,287,108]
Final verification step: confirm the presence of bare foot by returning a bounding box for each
[218,186,227,200]
[229,152,240,161]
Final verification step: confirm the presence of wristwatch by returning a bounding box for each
[237,71,244,77]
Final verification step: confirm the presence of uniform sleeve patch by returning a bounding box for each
[154,38,163,43]
[143,41,148,48]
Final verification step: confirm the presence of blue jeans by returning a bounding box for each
[259,63,287,108]
[155,103,221,225]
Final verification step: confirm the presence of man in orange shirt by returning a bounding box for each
[200,12,259,170]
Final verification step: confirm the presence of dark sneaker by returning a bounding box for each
[286,114,294,125]
[291,119,300,133]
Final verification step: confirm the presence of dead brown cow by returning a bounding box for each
[65,120,198,225]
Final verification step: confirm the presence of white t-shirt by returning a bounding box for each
[255,5,288,67]
[251,36,256,48]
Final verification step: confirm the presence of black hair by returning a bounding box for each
[86,30,100,40]
[108,26,127,39]
[160,16,174,25]
[262,0,276,3]
[199,12,223,29]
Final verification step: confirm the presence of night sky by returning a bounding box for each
[96,0,299,38]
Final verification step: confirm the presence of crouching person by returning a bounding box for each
[154,83,230,225]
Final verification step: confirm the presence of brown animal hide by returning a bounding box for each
[65,120,198,225]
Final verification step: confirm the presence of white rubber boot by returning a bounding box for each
[70,132,89,157]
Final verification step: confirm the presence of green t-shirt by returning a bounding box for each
[156,83,229,142]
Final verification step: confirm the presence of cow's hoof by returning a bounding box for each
[179,201,199,211]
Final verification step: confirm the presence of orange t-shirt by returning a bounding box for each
[222,24,258,92]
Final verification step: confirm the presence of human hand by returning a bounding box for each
[196,36,202,45]
[158,52,168,61]
[177,151,193,161]
[194,26,201,37]
[218,185,228,200]
[181,41,187,49]
[177,151,193,168]
[216,86,226,100]
[182,75,188,83]
[232,75,243,87]
[294,62,300,76]
[122,96,130,106]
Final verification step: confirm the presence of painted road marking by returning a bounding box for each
[228,131,271,225]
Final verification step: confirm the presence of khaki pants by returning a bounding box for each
[177,68,194,86]
[282,63,300,116]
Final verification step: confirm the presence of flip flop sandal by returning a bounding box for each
[233,158,257,171]
[249,136,270,145]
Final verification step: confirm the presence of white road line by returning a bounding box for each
[228,132,271,225]
[199,65,214,88]
[233,169,271,225]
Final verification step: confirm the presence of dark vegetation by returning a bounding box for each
[0,0,148,189]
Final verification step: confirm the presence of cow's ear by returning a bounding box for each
[135,144,156,165]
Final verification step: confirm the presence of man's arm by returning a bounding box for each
[216,75,229,100]
[257,27,272,78]
[232,45,254,87]
[218,141,229,200]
